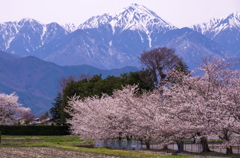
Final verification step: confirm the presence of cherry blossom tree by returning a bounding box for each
[21,111,35,125]
[164,56,240,154]
[64,85,170,149]
[64,85,137,139]
[0,92,30,125]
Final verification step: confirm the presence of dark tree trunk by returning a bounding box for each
[126,136,132,149]
[176,141,183,152]
[163,144,168,150]
[139,138,143,149]
[193,138,196,144]
[180,141,184,152]
[118,135,122,148]
[145,140,150,150]
[226,146,233,155]
[200,138,210,152]
[126,136,131,141]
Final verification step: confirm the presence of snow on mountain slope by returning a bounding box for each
[191,18,223,38]
[62,23,77,33]
[0,18,69,56]
[78,3,176,48]
[0,21,22,50]
[156,28,233,70]
[0,4,235,70]
[78,3,176,34]
[33,4,232,70]
[191,12,240,55]
[191,12,240,38]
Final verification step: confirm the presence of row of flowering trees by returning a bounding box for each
[64,56,240,155]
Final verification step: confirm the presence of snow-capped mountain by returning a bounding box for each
[31,4,232,70]
[156,28,232,69]
[62,23,77,33]
[0,18,68,56]
[78,3,176,48]
[191,12,240,55]
[79,3,175,33]
[32,3,177,69]
[0,4,236,70]
[0,20,23,50]
[191,12,240,35]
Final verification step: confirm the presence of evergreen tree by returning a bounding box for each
[49,92,62,121]
[167,61,190,85]
[44,111,49,117]
[174,61,190,74]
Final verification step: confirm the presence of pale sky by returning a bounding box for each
[0,0,239,28]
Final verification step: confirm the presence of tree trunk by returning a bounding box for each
[163,144,168,150]
[180,141,184,152]
[226,146,233,155]
[126,136,131,149]
[118,136,122,148]
[200,138,210,152]
[145,140,150,150]
[139,138,143,149]
[176,141,183,153]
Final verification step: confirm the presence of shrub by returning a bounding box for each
[0,125,70,135]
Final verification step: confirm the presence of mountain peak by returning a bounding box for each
[191,11,240,36]
[17,18,45,28]
[109,3,159,19]
[18,18,38,24]
[190,11,240,55]
[78,4,176,34]
[62,23,77,33]
[20,17,33,22]
[224,11,240,28]
[130,3,141,7]
[228,11,240,19]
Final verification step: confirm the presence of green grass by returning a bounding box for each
[1,136,239,157]
[0,135,192,158]
[7,135,240,157]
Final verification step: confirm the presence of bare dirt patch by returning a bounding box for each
[0,147,125,158]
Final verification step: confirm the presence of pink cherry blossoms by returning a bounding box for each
[0,92,30,125]
[64,55,240,154]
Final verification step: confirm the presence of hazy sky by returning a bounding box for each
[0,0,240,28]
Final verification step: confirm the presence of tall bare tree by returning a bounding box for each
[57,73,93,96]
[139,47,182,88]
[57,75,76,96]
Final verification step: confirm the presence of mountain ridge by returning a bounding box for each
[0,51,139,115]
[191,11,240,55]
[0,18,68,56]
[0,4,238,70]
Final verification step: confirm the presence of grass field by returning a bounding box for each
[2,135,238,157]
[0,135,191,158]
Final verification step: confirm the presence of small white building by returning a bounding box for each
[17,117,29,125]
[17,117,56,126]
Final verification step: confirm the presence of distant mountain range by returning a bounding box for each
[0,3,238,70]
[0,50,138,115]
[0,18,68,57]
[191,12,240,56]
[0,3,239,115]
